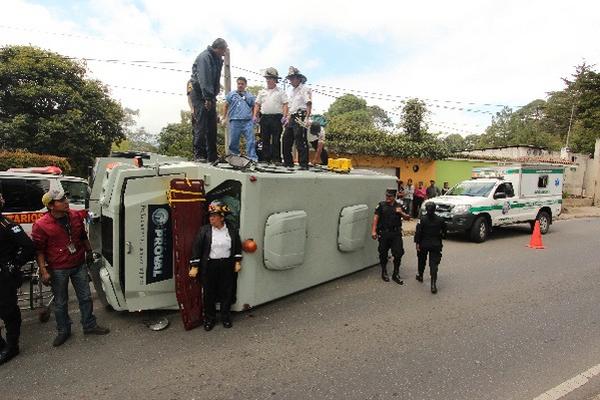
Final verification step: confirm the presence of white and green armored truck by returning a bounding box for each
[88,157,395,313]
[423,164,564,243]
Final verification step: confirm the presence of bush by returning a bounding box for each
[0,150,72,174]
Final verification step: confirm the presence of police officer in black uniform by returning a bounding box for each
[414,202,447,294]
[0,192,35,365]
[371,188,411,284]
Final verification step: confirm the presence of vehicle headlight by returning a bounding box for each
[452,204,471,214]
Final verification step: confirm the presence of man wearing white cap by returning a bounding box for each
[32,189,109,347]
[282,66,312,170]
[253,68,289,164]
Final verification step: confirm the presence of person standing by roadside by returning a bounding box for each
[224,77,257,162]
[371,188,411,284]
[32,189,109,347]
[190,38,228,162]
[441,181,450,195]
[0,192,35,365]
[282,66,311,170]
[404,178,414,217]
[253,68,288,165]
[413,181,426,217]
[414,202,446,294]
[426,180,441,199]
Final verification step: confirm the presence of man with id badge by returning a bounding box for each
[32,189,109,347]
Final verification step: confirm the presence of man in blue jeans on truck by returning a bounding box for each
[224,77,257,162]
[32,189,109,347]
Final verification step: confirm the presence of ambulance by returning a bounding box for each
[423,164,564,242]
[0,167,89,234]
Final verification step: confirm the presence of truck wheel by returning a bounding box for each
[470,216,488,243]
[536,211,551,234]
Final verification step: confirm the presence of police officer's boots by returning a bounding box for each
[381,266,390,282]
[391,265,403,285]
[431,277,438,294]
[0,335,19,365]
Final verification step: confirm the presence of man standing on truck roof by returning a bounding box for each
[0,192,35,365]
[224,77,257,162]
[414,202,446,294]
[253,67,289,165]
[371,188,411,284]
[32,189,109,347]
[190,38,228,163]
[282,66,311,170]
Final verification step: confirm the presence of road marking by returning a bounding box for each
[533,363,600,400]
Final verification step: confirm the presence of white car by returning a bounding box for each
[423,164,563,242]
[0,167,89,234]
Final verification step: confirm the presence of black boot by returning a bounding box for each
[0,345,19,365]
[381,267,390,282]
[431,277,437,294]
[391,265,403,285]
[416,274,423,282]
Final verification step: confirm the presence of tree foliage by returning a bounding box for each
[0,150,71,173]
[475,63,600,154]
[325,94,448,159]
[157,110,226,158]
[399,98,429,141]
[0,45,126,175]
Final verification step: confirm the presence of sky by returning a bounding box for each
[2,0,599,140]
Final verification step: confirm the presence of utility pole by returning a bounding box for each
[223,48,231,150]
[565,103,575,149]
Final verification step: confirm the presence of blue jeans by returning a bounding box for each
[50,264,97,334]
[228,119,257,161]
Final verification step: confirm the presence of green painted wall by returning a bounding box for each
[435,159,497,187]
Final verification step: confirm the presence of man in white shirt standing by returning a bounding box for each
[283,66,312,170]
[253,68,288,165]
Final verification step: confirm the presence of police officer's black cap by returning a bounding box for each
[385,188,397,196]
[211,38,228,49]
[425,202,437,212]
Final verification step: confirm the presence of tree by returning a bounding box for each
[0,45,126,175]
[326,94,368,119]
[157,111,194,158]
[443,134,466,153]
[368,105,393,130]
[158,111,226,158]
[324,94,447,160]
[399,98,429,141]
[480,63,600,154]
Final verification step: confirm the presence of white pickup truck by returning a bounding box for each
[423,164,564,242]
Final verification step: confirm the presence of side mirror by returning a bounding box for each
[494,192,507,199]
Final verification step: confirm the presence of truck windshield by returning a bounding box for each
[446,181,496,197]
[60,180,90,206]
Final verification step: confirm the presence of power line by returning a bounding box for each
[0,24,191,54]
[0,43,521,111]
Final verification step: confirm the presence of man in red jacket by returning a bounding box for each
[32,189,109,347]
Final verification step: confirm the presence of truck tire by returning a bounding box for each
[470,216,489,243]
[536,211,551,234]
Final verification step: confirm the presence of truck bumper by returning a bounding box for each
[443,213,477,231]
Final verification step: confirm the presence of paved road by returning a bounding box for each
[2,218,599,400]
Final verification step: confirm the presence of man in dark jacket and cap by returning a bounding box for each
[414,202,447,294]
[190,38,228,162]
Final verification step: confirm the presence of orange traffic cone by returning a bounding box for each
[528,220,544,249]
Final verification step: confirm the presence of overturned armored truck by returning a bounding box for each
[89,158,395,316]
